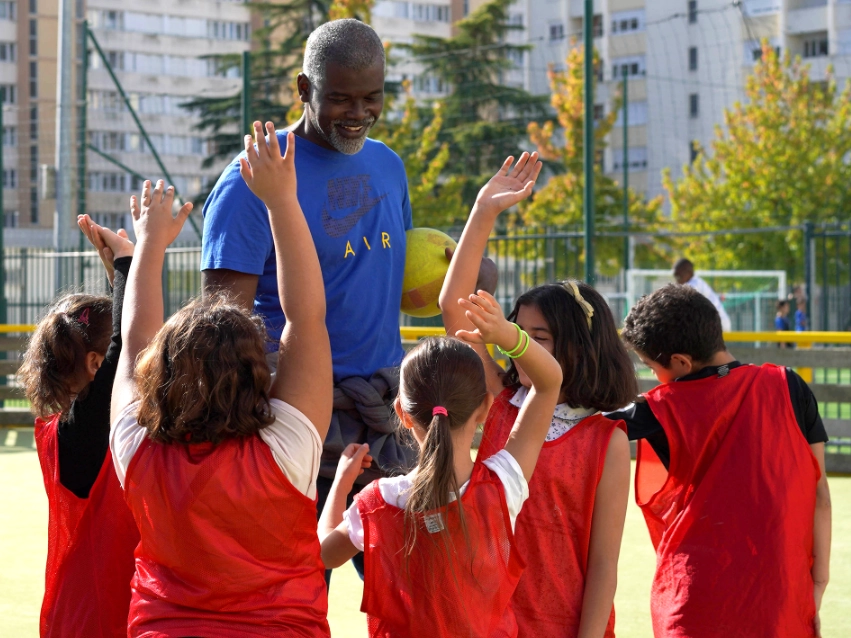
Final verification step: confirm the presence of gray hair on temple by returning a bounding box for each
[303,19,386,86]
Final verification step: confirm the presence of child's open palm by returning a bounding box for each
[455,291,517,350]
[475,152,542,217]
[130,180,193,250]
[239,122,297,212]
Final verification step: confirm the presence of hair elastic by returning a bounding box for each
[563,281,594,331]
[432,406,448,417]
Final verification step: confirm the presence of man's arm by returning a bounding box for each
[202,269,259,313]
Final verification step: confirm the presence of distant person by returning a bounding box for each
[775,299,793,349]
[796,299,809,332]
[673,258,732,331]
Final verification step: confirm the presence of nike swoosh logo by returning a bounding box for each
[321,192,387,238]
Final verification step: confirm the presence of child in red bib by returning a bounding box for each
[612,284,831,637]
[110,123,333,637]
[21,217,137,638]
[319,153,565,638]
[440,159,637,637]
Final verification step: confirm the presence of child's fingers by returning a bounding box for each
[176,201,193,227]
[130,195,140,220]
[514,151,538,182]
[351,443,370,463]
[455,328,485,345]
[238,157,252,184]
[282,130,295,164]
[161,185,175,212]
[496,155,513,177]
[243,134,257,163]
[508,152,530,178]
[265,122,280,157]
[116,228,129,240]
[140,181,152,208]
[253,121,267,159]
[152,180,165,205]
[469,292,498,315]
[103,247,115,264]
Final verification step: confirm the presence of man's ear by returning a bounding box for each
[394,400,414,430]
[296,73,311,104]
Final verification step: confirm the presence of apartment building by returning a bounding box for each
[501,0,851,202]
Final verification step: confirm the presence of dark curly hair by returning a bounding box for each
[19,294,112,419]
[621,283,725,366]
[504,282,637,411]
[134,295,275,445]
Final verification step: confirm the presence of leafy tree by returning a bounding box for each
[663,42,851,272]
[522,46,665,275]
[403,0,549,205]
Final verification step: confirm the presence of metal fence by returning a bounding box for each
[2,224,850,332]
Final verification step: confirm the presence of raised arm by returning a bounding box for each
[456,291,561,481]
[239,122,332,439]
[440,153,541,397]
[111,181,193,422]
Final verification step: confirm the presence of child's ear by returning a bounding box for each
[85,351,104,380]
[474,392,494,423]
[394,400,415,430]
[668,353,695,377]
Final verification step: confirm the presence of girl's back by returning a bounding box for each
[480,390,625,636]
[357,462,521,638]
[120,427,328,636]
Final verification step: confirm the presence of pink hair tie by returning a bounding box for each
[78,308,90,326]
[432,406,448,417]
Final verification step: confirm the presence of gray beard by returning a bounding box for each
[309,111,374,155]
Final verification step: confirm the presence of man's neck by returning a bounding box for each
[290,113,336,152]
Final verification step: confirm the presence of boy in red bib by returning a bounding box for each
[608,284,831,637]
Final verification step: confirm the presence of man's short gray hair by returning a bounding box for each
[303,19,385,86]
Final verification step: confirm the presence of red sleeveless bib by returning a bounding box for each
[479,389,621,637]
[357,462,523,638]
[639,363,819,637]
[124,434,330,638]
[34,413,139,638]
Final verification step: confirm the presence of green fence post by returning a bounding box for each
[804,221,814,330]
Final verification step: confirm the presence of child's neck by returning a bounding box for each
[689,350,736,376]
[451,421,478,491]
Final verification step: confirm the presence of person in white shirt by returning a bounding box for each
[674,258,733,332]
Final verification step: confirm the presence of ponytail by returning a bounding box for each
[19,294,112,418]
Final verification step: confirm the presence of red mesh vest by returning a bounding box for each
[478,389,622,637]
[34,413,139,638]
[356,462,524,638]
[123,434,330,638]
[638,363,819,637]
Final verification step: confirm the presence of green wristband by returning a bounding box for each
[497,328,530,359]
[497,323,524,357]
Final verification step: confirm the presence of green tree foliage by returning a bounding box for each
[523,46,664,275]
[663,42,851,271]
[403,0,549,206]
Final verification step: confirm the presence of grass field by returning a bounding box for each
[1,442,848,636]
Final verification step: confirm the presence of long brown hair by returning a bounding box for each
[135,295,275,444]
[505,282,638,410]
[398,337,488,556]
[19,294,112,419]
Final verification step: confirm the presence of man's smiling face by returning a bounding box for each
[302,61,385,155]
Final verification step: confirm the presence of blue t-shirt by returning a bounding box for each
[774,316,790,331]
[201,134,412,381]
[795,309,807,332]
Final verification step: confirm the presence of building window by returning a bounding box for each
[28,0,34,14]
[2,125,16,146]
[29,106,37,140]
[803,38,828,58]
[30,186,38,224]
[549,22,565,41]
[689,93,699,118]
[593,14,603,38]
[593,104,605,121]
[0,42,16,62]
[2,168,16,188]
[689,47,698,71]
[611,10,644,35]
[4,211,19,228]
[688,1,697,24]
[690,141,700,163]
[29,61,37,97]
[612,56,646,80]
[0,84,15,104]
[612,146,648,171]
[29,144,37,181]
[29,18,36,56]
[615,100,649,127]
[0,2,15,20]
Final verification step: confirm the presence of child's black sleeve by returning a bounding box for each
[785,368,829,444]
[606,400,671,469]
[57,256,132,499]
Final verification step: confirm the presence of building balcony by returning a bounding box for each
[785,5,827,35]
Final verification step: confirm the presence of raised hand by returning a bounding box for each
[131,180,193,250]
[239,121,297,212]
[454,290,518,351]
[77,214,134,286]
[474,152,542,218]
[334,443,373,492]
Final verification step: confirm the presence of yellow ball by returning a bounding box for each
[400,228,457,318]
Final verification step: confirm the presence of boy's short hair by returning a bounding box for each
[776,299,789,311]
[622,284,725,366]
